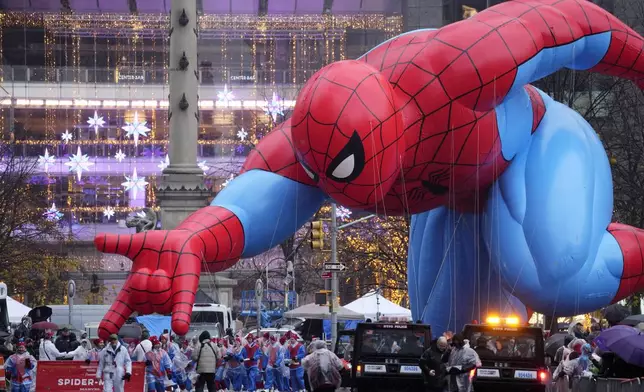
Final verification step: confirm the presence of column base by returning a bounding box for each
[157,175,211,229]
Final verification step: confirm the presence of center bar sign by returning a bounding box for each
[36,361,145,392]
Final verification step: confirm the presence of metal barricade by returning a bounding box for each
[556,376,644,392]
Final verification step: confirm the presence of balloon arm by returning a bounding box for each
[175,206,245,271]
[440,0,644,110]
[210,170,327,258]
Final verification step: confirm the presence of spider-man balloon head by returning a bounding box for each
[291,60,405,209]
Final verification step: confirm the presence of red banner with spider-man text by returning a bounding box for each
[35,361,145,392]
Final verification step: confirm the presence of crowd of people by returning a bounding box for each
[552,322,644,383]
[2,326,347,392]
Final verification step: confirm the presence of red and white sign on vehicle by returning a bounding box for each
[35,362,145,392]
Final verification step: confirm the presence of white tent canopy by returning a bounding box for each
[345,291,412,321]
[284,303,365,321]
[7,297,32,323]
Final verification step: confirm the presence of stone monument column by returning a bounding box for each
[157,0,210,229]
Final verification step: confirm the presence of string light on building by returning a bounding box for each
[158,155,169,171]
[121,168,148,199]
[37,148,56,172]
[121,112,150,147]
[217,84,234,104]
[114,150,127,162]
[103,206,115,220]
[265,92,285,122]
[222,174,234,188]
[337,206,352,220]
[61,130,73,143]
[198,161,209,174]
[87,111,106,134]
[237,128,248,141]
[43,203,64,221]
[64,146,95,181]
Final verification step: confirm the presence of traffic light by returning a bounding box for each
[310,221,324,250]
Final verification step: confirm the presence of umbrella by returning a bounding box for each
[619,314,644,327]
[594,325,644,367]
[602,304,631,325]
[31,321,58,330]
[544,333,569,358]
[28,306,52,324]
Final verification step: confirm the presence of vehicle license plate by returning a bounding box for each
[477,368,500,378]
[364,364,387,373]
[514,370,537,379]
[399,365,422,374]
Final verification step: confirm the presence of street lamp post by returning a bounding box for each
[330,204,339,351]
[328,204,377,351]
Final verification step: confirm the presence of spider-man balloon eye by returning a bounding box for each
[326,131,365,183]
[300,159,318,182]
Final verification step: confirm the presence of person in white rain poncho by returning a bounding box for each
[132,331,152,362]
[39,331,71,361]
[172,348,193,392]
[96,334,132,392]
[69,339,91,361]
[446,334,478,392]
[301,340,344,392]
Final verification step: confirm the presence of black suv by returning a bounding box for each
[343,322,431,392]
[463,322,548,392]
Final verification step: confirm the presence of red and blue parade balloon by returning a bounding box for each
[95,0,644,338]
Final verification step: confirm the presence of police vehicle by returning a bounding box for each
[347,322,431,392]
[463,316,548,392]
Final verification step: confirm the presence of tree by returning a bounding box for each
[338,216,409,305]
[311,204,410,306]
[0,144,76,305]
[5,254,79,306]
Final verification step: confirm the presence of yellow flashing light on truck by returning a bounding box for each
[485,315,520,326]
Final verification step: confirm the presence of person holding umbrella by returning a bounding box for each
[593,326,644,378]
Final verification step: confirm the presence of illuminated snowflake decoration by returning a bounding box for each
[37,148,56,172]
[103,206,115,220]
[114,150,126,163]
[158,155,170,171]
[65,146,95,181]
[121,168,148,199]
[217,84,234,104]
[336,206,352,220]
[121,112,150,147]
[43,203,63,221]
[237,128,248,141]
[222,174,234,188]
[264,92,285,122]
[136,211,147,218]
[61,130,73,144]
[198,161,209,174]
[87,111,106,134]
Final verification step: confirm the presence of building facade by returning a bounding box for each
[0,0,404,306]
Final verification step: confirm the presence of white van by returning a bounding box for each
[188,303,234,339]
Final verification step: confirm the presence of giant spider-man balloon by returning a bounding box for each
[96,0,644,338]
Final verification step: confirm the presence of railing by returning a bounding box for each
[0,65,317,86]
[549,376,644,392]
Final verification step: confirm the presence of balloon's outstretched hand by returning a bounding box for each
[94,230,204,339]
